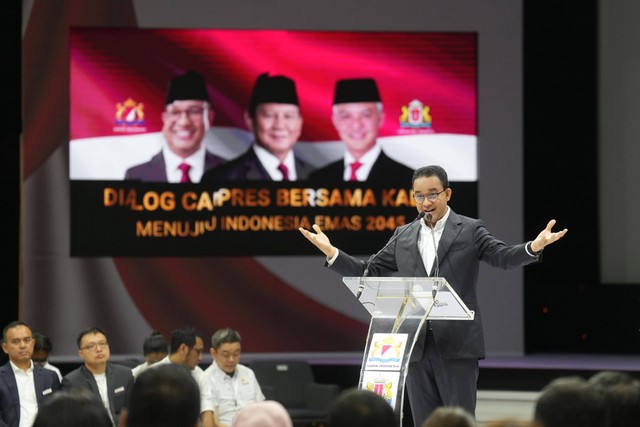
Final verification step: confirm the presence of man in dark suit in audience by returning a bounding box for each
[201,72,314,182]
[308,78,414,186]
[125,70,225,183]
[62,327,134,426]
[1,321,60,427]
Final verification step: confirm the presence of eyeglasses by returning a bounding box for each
[164,106,207,121]
[413,189,446,204]
[81,341,109,352]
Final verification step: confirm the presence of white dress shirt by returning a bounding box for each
[204,362,265,425]
[151,356,217,413]
[253,144,297,181]
[163,144,207,183]
[418,207,450,276]
[11,361,38,427]
[342,144,382,181]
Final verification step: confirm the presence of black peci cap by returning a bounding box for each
[165,70,210,105]
[333,78,381,105]
[248,72,299,116]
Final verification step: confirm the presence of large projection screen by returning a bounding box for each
[69,29,477,257]
[22,0,524,359]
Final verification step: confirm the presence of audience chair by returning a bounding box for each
[250,360,340,425]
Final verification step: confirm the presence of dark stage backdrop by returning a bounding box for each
[21,0,528,357]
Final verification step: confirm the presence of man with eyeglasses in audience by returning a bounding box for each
[61,327,134,426]
[150,326,217,427]
[300,164,568,426]
[125,70,225,183]
[204,328,264,427]
[1,321,61,427]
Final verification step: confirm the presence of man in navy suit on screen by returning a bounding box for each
[201,72,314,182]
[125,70,225,183]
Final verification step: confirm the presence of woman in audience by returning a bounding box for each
[232,401,293,427]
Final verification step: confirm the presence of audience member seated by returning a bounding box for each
[232,401,293,427]
[32,332,63,382]
[1,321,61,427]
[327,388,397,427]
[422,406,477,427]
[533,376,607,427]
[120,363,201,427]
[31,388,113,427]
[150,326,215,427]
[131,331,169,379]
[61,327,134,426]
[588,370,640,427]
[205,328,265,427]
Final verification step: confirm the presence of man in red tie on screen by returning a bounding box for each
[309,78,414,186]
[201,72,315,182]
[124,70,225,183]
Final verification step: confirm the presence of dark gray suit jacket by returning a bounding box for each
[201,146,315,182]
[124,150,225,182]
[0,362,61,427]
[330,209,540,361]
[61,363,133,425]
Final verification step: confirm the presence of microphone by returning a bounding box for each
[356,211,426,299]
[425,213,440,298]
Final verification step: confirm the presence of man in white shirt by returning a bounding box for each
[204,328,264,427]
[131,331,168,379]
[151,326,217,427]
[1,321,60,427]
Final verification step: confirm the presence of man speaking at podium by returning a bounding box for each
[299,165,567,426]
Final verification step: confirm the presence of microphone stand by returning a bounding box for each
[356,212,426,300]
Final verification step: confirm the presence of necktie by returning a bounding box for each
[349,161,363,181]
[178,163,191,183]
[278,163,289,181]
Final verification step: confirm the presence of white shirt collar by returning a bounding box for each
[162,144,207,183]
[420,206,451,233]
[343,144,381,181]
[253,144,296,180]
[10,359,34,374]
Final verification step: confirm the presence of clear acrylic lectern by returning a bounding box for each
[342,277,475,427]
